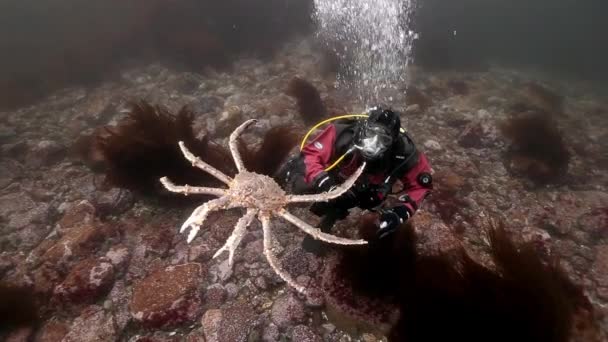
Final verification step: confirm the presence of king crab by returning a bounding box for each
[160,119,367,293]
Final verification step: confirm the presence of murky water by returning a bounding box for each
[313,0,417,105]
[0,1,607,341]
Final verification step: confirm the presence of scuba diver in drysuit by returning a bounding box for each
[278,106,433,255]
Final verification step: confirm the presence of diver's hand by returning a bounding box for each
[313,172,337,193]
[376,206,410,239]
[310,202,330,217]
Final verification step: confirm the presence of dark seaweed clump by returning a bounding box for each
[500,110,571,184]
[238,125,301,177]
[90,101,235,197]
[286,76,328,125]
[0,283,41,337]
[330,219,595,342]
[78,100,303,199]
[390,225,590,342]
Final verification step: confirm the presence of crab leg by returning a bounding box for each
[260,214,307,294]
[279,209,368,245]
[286,163,366,203]
[213,208,257,266]
[229,119,257,172]
[178,141,233,185]
[180,196,230,243]
[160,177,226,197]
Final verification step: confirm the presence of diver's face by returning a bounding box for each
[355,123,393,160]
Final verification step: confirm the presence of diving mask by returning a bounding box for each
[354,122,393,160]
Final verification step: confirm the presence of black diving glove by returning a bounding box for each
[313,172,337,193]
[310,188,358,217]
[376,206,411,239]
[310,172,338,217]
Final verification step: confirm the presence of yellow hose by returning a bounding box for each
[299,114,368,151]
[299,113,407,172]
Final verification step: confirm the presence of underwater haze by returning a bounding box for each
[0,0,607,341]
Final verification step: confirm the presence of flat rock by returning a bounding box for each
[62,306,117,342]
[108,280,132,333]
[204,284,227,309]
[591,245,608,300]
[56,200,97,232]
[130,263,203,328]
[291,325,322,342]
[53,258,115,306]
[217,302,257,342]
[36,320,70,342]
[25,139,66,167]
[93,188,134,217]
[270,293,306,329]
[202,302,257,342]
[40,223,110,267]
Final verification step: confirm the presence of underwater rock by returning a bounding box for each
[423,139,441,150]
[25,140,66,167]
[262,322,280,342]
[290,325,322,342]
[201,309,222,342]
[204,284,227,309]
[321,250,401,337]
[40,223,112,268]
[186,95,224,115]
[92,188,134,218]
[56,200,97,232]
[130,263,203,328]
[53,258,115,307]
[105,245,131,276]
[4,327,34,342]
[591,245,608,300]
[433,170,466,193]
[242,239,264,263]
[108,280,131,333]
[209,258,234,283]
[214,105,245,137]
[458,119,498,148]
[280,248,310,278]
[35,320,69,342]
[0,163,18,190]
[405,104,421,114]
[270,293,306,329]
[62,305,117,342]
[6,203,49,232]
[202,302,257,342]
[578,208,608,239]
[0,193,36,228]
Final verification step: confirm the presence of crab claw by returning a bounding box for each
[178,197,228,243]
[212,209,257,266]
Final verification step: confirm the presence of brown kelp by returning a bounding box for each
[322,217,597,341]
[238,125,301,177]
[91,101,235,197]
[499,110,570,183]
[0,283,41,337]
[390,224,592,342]
[522,82,565,114]
[286,76,328,125]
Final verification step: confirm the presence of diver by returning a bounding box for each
[278,106,433,254]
